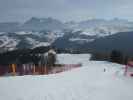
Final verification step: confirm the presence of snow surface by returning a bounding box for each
[26,37,50,48]
[15,31,32,35]
[69,38,94,42]
[0,36,19,50]
[0,54,133,100]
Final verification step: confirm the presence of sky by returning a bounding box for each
[0,0,133,22]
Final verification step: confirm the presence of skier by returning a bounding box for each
[104,68,106,72]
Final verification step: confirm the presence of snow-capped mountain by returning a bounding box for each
[53,18,133,49]
[78,18,133,29]
[0,31,64,52]
[85,31,133,55]
[21,17,66,31]
[0,17,133,51]
[52,26,133,49]
[0,17,66,32]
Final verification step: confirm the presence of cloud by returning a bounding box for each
[0,0,133,22]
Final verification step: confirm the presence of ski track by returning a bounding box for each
[0,54,133,100]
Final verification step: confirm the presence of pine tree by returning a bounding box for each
[110,50,123,64]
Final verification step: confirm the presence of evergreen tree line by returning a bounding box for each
[0,46,131,65]
[90,50,132,64]
[0,46,51,65]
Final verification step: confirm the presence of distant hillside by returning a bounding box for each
[0,22,20,32]
[86,31,133,55]
[21,17,66,31]
[0,17,66,32]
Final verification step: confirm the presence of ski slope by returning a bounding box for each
[0,54,133,100]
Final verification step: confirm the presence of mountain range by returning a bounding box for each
[0,17,133,53]
[0,17,133,32]
[85,31,133,55]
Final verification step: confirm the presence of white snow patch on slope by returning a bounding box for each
[0,36,19,50]
[69,38,94,42]
[0,32,5,35]
[34,42,50,48]
[15,31,32,35]
[0,54,133,100]
[26,37,50,48]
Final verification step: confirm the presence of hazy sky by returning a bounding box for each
[0,0,133,22]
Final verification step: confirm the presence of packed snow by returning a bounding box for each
[0,54,133,100]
